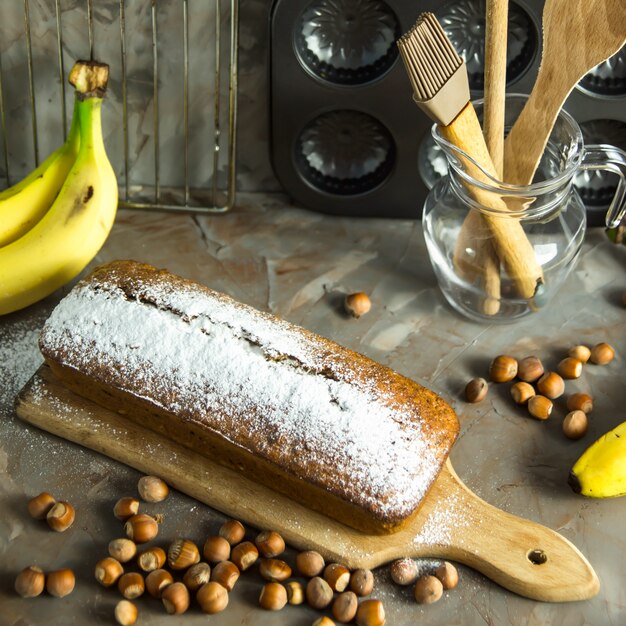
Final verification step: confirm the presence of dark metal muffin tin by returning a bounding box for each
[270,0,625,221]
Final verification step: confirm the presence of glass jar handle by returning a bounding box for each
[580,144,626,228]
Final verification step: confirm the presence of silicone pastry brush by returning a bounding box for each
[397,13,543,300]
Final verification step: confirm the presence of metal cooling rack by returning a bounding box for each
[0,0,239,213]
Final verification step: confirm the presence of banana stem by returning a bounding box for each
[69,60,109,97]
[76,97,105,158]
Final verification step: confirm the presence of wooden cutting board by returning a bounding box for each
[16,365,599,603]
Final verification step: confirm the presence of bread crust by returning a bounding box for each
[40,260,459,534]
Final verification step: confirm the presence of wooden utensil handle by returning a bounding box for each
[483,0,508,176]
[473,0,509,313]
[417,462,600,602]
[442,104,543,299]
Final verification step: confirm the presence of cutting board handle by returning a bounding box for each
[424,461,600,602]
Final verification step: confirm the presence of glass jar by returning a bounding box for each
[422,94,626,323]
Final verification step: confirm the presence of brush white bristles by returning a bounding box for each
[397,12,470,126]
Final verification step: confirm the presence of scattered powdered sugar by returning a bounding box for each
[0,319,42,414]
[413,492,470,547]
[40,268,446,521]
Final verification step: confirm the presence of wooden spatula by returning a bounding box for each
[504,0,626,185]
[16,365,600,602]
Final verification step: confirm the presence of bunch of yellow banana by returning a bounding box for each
[569,420,626,498]
[0,60,117,316]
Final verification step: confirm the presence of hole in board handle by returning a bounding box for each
[527,549,548,565]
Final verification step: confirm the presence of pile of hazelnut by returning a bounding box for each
[464,342,616,439]
[100,477,386,625]
[389,558,458,604]
[17,475,387,625]
[14,491,77,600]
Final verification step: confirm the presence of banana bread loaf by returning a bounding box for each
[39,260,459,534]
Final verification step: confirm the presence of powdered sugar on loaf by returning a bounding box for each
[39,263,457,524]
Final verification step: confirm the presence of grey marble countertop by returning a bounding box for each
[1,193,625,626]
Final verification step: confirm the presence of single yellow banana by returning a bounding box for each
[0,93,117,316]
[569,420,626,498]
[0,100,80,246]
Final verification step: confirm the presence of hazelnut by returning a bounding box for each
[510,381,535,405]
[389,558,419,586]
[15,565,45,598]
[260,558,292,582]
[568,345,591,363]
[563,410,588,440]
[314,619,336,626]
[203,535,231,562]
[197,581,229,614]
[46,568,75,598]
[137,476,169,502]
[211,560,240,591]
[557,357,583,380]
[167,538,200,570]
[95,557,124,587]
[145,568,173,598]
[113,497,140,521]
[255,530,285,558]
[355,599,386,626]
[323,562,351,592]
[118,572,145,599]
[464,377,488,403]
[350,568,374,596]
[566,392,593,414]
[109,538,137,563]
[306,576,333,609]
[259,581,288,610]
[344,292,371,318]
[46,501,75,532]
[517,356,544,383]
[161,581,189,615]
[332,590,358,623]
[183,562,211,591]
[414,575,443,604]
[489,355,518,383]
[286,580,304,605]
[27,492,56,520]
[435,561,458,589]
[296,550,325,577]
[124,514,158,543]
[137,546,167,572]
[528,395,553,420]
[219,519,246,545]
[230,541,258,571]
[590,342,615,365]
[114,599,138,626]
[537,372,565,399]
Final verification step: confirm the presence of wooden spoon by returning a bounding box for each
[504,0,626,185]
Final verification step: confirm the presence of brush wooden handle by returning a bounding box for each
[441,104,543,300]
